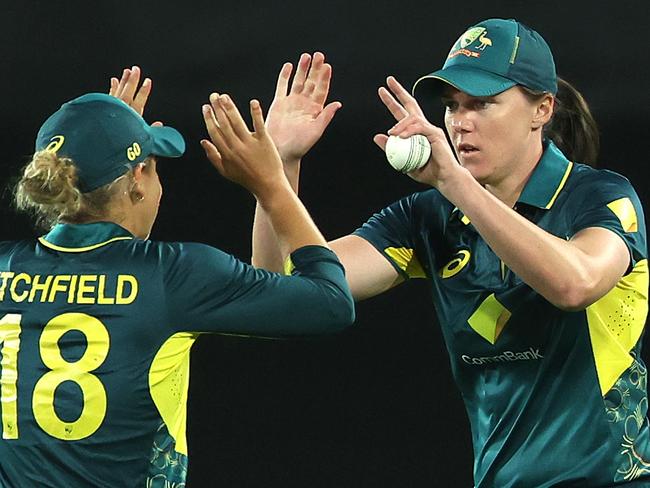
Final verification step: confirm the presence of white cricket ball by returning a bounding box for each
[385,134,431,173]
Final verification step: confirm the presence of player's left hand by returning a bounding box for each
[109,66,156,120]
[374,76,461,189]
[265,52,342,165]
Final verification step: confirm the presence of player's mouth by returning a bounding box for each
[457,142,479,156]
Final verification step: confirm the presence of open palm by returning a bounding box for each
[266,52,342,163]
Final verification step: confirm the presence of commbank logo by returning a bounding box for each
[461,347,544,365]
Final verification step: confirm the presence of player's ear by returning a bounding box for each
[129,163,146,203]
[532,93,554,130]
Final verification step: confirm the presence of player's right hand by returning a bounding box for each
[265,52,342,164]
[201,93,289,201]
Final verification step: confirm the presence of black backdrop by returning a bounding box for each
[2,1,649,486]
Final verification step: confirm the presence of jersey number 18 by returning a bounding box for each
[0,312,110,441]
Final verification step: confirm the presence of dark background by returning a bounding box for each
[2,1,649,486]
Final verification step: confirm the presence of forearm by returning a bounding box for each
[252,160,301,271]
[440,169,624,310]
[256,170,325,260]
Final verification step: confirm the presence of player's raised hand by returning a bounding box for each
[201,94,288,200]
[374,76,459,188]
[265,52,342,163]
[109,66,154,118]
[373,75,431,149]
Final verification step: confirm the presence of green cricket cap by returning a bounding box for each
[35,93,186,192]
[413,18,557,98]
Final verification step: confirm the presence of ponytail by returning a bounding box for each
[544,77,600,166]
[14,150,136,230]
[14,151,83,229]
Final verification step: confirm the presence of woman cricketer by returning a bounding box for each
[254,18,649,487]
[0,73,354,486]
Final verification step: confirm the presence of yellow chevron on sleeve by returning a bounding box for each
[283,256,295,276]
[385,247,426,278]
[607,197,638,233]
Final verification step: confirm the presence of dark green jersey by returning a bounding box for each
[355,141,649,487]
[0,222,354,487]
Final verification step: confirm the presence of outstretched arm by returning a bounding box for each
[201,93,328,258]
[376,76,629,310]
[252,52,341,271]
[254,54,403,300]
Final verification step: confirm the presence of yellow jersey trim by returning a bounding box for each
[545,161,573,209]
[607,197,639,233]
[586,259,649,396]
[385,247,426,279]
[38,236,133,253]
[283,256,295,276]
[149,332,199,456]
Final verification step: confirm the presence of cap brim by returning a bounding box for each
[412,66,517,98]
[149,125,186,158]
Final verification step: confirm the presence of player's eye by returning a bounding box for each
[441,99,458,111]
[474,99,492,110]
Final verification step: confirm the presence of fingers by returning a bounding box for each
[316,101,342,130]
[110,65,151,116]
[378,86,409,121]
[386,76,422,115]
[312,62,332,107]
[215,93,251,139]
[388,114,423,137]
[249,99,267,136]
[290,53,311,94]
[109,77,119,96]
[113,68,130,97]
[274,62,293,98]
[373,134,388,151]
[132,78,152,115]
[387,114,437,140]
[118,66,141,102]
[202,101,229,156]
[200,138,225,173]
[304,51,324,92]
[275,52,332,107]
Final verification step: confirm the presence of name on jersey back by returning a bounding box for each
[0,272,138,305]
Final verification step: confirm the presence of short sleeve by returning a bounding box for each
[565,169,647,266]
[162,243,354,336]
[353,191,447,280]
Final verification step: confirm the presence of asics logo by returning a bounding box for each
[440,250,470,278]
[45,135,65,153]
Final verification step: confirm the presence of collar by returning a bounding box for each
[38,222,134,253]
[517,140,573,210]
[453,140,573,224]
